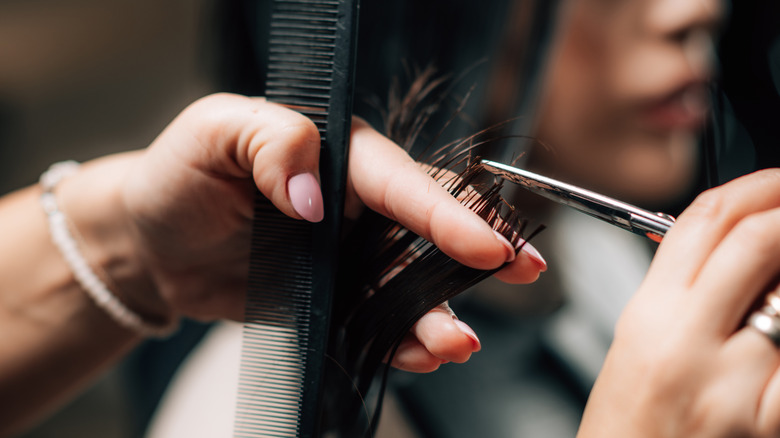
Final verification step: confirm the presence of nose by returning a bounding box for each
[646,0,726,41]
[645,0,726,77]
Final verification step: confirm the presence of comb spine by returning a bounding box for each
[299,0,360,434]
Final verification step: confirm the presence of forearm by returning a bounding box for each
[0,153,153,435]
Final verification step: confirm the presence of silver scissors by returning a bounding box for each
[481,159,676,242]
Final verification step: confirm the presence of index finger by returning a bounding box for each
[347,118,544,278]
[649,169,780,288]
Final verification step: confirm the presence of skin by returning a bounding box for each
[534,0,725,206]
[523,0,780,435]
[578,168,780,437]
[0,93,546,435]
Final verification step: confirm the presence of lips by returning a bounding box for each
[638,82,710,132]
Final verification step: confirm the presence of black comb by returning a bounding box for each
[234,1,360,437]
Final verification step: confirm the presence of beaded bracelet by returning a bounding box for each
[40,161,177,338]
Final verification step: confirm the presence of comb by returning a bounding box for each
[234,1,360,437]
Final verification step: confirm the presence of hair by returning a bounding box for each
[319,66,544,437]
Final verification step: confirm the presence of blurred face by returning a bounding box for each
[534,0,725,206]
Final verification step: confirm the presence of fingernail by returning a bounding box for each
[288,173,324,222]
[493,230,516,263]
[453,319,481,351]
[519,239,547,272]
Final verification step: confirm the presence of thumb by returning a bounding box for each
[178,93,323,222]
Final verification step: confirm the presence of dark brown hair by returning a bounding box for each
[320,67,543,437]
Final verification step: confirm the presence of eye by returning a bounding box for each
[654,0,726,44]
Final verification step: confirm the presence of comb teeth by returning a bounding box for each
[236,200,313,438]
[264,0,340,128]
[236,0,347,436]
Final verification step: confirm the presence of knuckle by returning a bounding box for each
[732,210,780,255]
[381,174,404,221]
[278,114,319,142]
[199,91,241,105]
[181,93,248,138]
[383,162,432,221]
[685,187,728,222]
[188,92,243,116]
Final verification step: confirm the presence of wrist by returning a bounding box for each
[53,154,178,336]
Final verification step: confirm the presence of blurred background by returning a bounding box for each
[0,1,217,436]
[0,0,218,194]
[2,0,778,437]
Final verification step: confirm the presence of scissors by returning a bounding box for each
[480,159,676,242]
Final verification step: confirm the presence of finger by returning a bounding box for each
[681,329,780,435]
[390,333,447,373]
[347,117,540,273]
[173,93,323,222]
[692,207,780,333]
[410,303,480,364]
[757,359,780,433]
[412,159,547,280]
[493,239,547,284]
[648,169,780,290]
[722,328,780,406]
[726,312,780,433]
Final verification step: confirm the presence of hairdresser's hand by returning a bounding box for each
[345,117,547,371]
[578,169,780,438]
[91,93,545,371]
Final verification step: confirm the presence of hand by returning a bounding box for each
[578,169,780,437]
[100,93,545,372]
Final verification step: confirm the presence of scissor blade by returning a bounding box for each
[480,159,675,241]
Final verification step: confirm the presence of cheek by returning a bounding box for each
[536,72,618,182]
[612,42,693,102]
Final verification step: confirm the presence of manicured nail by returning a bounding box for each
[493,230,516,263]
[453,319,481,351]
[519,239,547,272]
[288,173,324,222]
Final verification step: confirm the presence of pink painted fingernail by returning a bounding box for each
[288,173,324,222]
[519,239,547,272]
[493,230,516,263]
[453,319,481,351]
